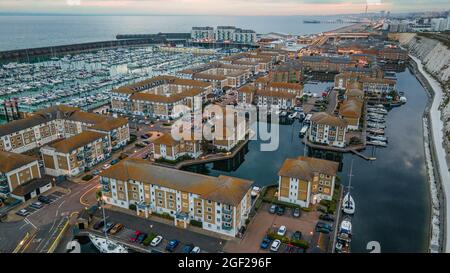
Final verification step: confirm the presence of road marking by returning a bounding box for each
[24,218,37,229]
[80,184,100,206]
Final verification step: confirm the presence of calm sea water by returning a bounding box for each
[0,15,349,51]
[186,69,431,253]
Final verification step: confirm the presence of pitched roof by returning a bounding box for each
[11,176,52,197]
[339,98,363,118]
[130,88,203,103]
[268,82,303,90]
[256,89,296,99]
[48,131,106,153]
[101,158,253,206]
[278,156,339,181]
[311,112,347,127]
[0,151,37,173]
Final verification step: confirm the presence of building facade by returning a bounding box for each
[101,158,253,237]
[41,131,111,177]
[278,156,339,207]
[308,112,347,148]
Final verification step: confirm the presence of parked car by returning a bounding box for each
[109,223,124,235]
[277,225,287,236]
[269,205,277,214]
[141,134,149,139]
[150,235,163,247]
[92,170,100,176]
[260,236,271,249]
[130,230,142,242]
[315,222,333,233]
[93,220,105,230]
[137,232,148,244]
[191,246,201,253]
[292,207,301,218]
[270,239,281,252]
[110,159,119,165]
[291,231,302,241]
[102,222,115,233]
[102,164,111,170]
[38,195,51,204]
[319,214,335,222]
[276,206,285,216]
[182,244,194,253]
[15,209,30,217]
[30,201,44,209]
[165,239,180,252]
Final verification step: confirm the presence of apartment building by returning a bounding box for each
[299,56,356,73]
[41,131,110,177]
[152,133,201,161]
[308,112,347,148]
[111,76,212,119]
[0,105,129,154]
[214,26,256,43]
[361,77,396,94]
[216,26,237,41]
[278,156,339,207]
[0,151,52,201]
[236,85,256,105]
[191,26,215,41]
[269,61,303,83]
[338,97,363,130]
[255,89,296,110]
[101,158,253,237]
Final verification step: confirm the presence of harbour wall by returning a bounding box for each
[0,38,165,63]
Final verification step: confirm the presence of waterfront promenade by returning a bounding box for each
[411,55,450,252]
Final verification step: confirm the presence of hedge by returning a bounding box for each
[82,175,93,181]
[129,204,137,211]
[190,219,203,228]
[143,232,158,246]
[152,212,174,220]
[267,231,309,249]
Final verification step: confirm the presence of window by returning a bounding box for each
[158,192,162,197]
[197,202,201,206]
[207,200,212,204]
[169,195,173,200]
[207,207,212,212]
[197,209,202,214]
[207,215,212,220]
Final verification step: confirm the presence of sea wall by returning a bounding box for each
[400,31,450,253]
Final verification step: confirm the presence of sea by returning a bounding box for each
[0,15,350,51]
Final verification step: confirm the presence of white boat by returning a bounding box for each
[251,186,261,197]
[299,125,309,138]
[89,234,128,253]
[367,140,387,147]
[367,135,388,142]
[288,112,298,119]
[342,161,356,215]
[280,111,287,117]
[337,218,352,242]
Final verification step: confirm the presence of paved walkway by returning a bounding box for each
[412,55,450,252]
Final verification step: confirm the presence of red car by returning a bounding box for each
[130,230,141,242]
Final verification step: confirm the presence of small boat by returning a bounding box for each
[89,234,128,253]
[280,111,287,117]
[299,125,309,138]
[251,186,261,198]
[342,161,355,215]
[288,112,298,119]
[367,134,388,142]
[367,140,387,147]
[367,128,385,135]
[337,218,352,242]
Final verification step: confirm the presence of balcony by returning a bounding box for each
[137,201,150,210]
[221,224,233,231]
[222,206,233,214]
[222,216,232,223]
[100,177,109,185]
[102,185,110,193]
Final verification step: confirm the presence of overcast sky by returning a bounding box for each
[0,0,449,16]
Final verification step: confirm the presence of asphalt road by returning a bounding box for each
[0,179,99,253]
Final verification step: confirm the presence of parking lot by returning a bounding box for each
[15,191,66,218]
[89,208,225,253]
[224,203,324,253]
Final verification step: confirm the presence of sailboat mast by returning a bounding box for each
[348,160,354,194]
[102,202,108,241]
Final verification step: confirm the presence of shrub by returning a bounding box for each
[245,218,250,226]
[129,204,137,211]
[290,239,309,249]
[82,175,93,181]
[143,232,158,246]
[254,198,263,211]
[190,219,203,228]
[152,211,174,220]
[301,207,312,212]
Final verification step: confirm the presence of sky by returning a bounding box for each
[0,0,449,16]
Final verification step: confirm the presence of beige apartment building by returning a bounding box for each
[101,158,253,237]
[278,156,339,207]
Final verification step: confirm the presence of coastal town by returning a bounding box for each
[1,7,450,256]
